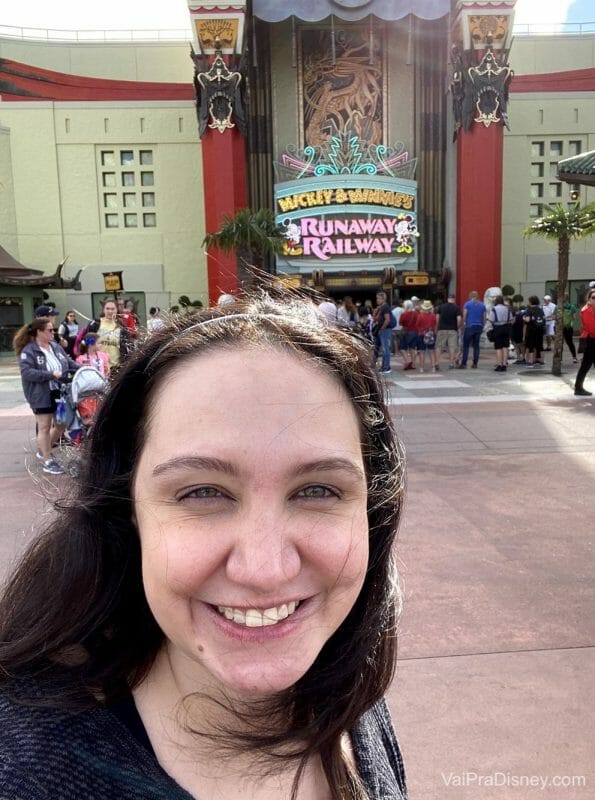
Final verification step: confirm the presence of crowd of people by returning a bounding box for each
[12,285,595,477]
[312,285,595,394]
[12,299,163,475]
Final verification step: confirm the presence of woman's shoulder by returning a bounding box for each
[20,340,37,355]
[351,698,407,799]
[0,678,188,800]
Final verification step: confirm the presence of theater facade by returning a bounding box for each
[0,0,594,325]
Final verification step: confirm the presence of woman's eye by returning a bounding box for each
[179,486,223,500]
[296,485,337,499]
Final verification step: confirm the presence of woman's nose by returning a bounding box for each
[225,508,301,593]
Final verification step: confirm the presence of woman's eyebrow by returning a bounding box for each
[151,456,364,482]
[152,455,239,478]
[292,458,365,481]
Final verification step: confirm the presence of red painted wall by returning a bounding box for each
[201,126,247,302]
[456,123,504,304]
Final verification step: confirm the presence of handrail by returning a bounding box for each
[513,21,595,35]
[0,25,192,42]
[1,20,595,43]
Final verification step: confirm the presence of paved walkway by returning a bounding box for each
[0,349,593,799]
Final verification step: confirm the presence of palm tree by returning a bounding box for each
[524,201,595,376]
[203,207,285,288]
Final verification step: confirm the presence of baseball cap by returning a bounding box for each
[589,280,595,288]
[543,295,551,301]
[35,305,59,317]
[84,335,98,345]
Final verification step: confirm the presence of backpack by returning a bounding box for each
[388,312,397,329]
[530,307,546,330]
[423,327,436,345]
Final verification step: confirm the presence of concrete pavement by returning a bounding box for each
[0,348,593,799]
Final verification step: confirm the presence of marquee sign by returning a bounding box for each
[274,133,418,271]
[275,174,418,269]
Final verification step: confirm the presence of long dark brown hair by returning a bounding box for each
[0,291,405,800]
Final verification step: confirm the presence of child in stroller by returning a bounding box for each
[57,364,108,452]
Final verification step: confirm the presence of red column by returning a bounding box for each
[201,126,247,304]
[456,123,504,304]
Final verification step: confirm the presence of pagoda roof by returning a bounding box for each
[0,245,43,277]
[0,247,81,289]
[558,150,595,187]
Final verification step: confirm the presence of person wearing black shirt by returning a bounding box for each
[435,295,462,369]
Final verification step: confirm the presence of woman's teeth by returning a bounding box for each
[216,601,299,627]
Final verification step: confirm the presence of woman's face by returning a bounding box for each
[103,302,117,319]
[37,321,55,344]
[67,312,76,321]
[133,346,369,698]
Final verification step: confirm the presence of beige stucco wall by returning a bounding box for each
[502,33,595,297]
[511,33,595,75]
[0,96,206,307]
[0,38,193,82]
[0,125,18,255]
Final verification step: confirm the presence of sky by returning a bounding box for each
[0,0,591,33]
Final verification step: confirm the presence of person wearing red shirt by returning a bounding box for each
[415,300,438,373]
[398,300,418,370]
[117,299,138,339]
[574,288,595,396]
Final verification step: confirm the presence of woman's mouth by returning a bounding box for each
[215,601,300,628]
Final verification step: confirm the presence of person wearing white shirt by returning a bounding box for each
[542,295,557,350]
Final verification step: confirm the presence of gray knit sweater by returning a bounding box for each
[0,683,407,799]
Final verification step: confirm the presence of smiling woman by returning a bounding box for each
[0,291,407,800]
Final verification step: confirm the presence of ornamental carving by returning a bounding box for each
[450,39,513,134]
[299,26,384,148]
[466,14,510,49]
[195,18,239,52]
[192,50,246,137]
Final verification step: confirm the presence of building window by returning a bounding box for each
[528,138,585,218]
[549,141,563,157]
[99,147,157,229]
[549,183,562,199]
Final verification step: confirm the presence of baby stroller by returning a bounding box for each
[57,367,108,475]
